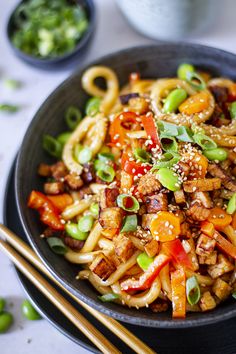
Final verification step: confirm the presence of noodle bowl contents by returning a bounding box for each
[28,63,236,318]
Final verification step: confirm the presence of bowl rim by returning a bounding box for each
[6,0,96,65]
[15,42,236,328]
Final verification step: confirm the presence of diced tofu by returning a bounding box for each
[180,222,191,239]
[113,234,136,262]
[196,234,216,256]
[38,163,52,177]
[51,161,68,180]
[99,187,119,209]
[44,182,64,195]
[174,190,186,204]
[89,253,116,280]
[146,193,168,213]
[137,173,161,195]
[199,251,217,265]
[99,207,123,229]
[199,291,216,311]
[144,238,159,258]
[183,178,221,193]
[192,191,213,208]
[64,173,83,190]
[212,278,232,300]
[208,254,234,279]
[141,214,156,230]
[186,203,210,221]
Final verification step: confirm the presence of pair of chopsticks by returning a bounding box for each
[0,224,156,354]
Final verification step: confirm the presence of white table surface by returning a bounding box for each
[1,0,236,353]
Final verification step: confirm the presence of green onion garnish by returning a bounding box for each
[98,293,120,302]
[78,147,92,164]
[117,194,140,212]
[137,252,154,271]
[232,292,236,300]
[78,215,94,233]
[65,223,88,241]
[177,126,194,142]
[160,134,178,152]
[177,63,195,81]
[156,167,181,192]
[121,215,138,232]
[193,133,217,150]
[158,121,179,136]
[151,152,180,170]
[97,165,115,183]
[90,203,99,217]
[98,152,115,162]
[186,72,206,91]
[133,148,151,163]
[230,102,236,119]
[94,159,106,171]
[226,193,236,215]
[65,106,82,130]
[42,135,62,158]
[47,237,67,255]
[57,132,71,145]
[85,97,101,117]
[0,104,19,113]
[186,276,201,305]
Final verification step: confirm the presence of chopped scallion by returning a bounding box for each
[65,106,82,130]
[117,194,140,212]
[193,133,217,150]
[121,215,138,232]
[186,276,200,305]
[42,135,62,158]
[47,237,67,255]
[98,293,120,302]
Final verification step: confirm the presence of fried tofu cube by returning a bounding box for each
[146,193,168,213]
[99,187,119,209]
[113,233,136,263]
[89,253,116,280]
[196,234,216,256]
[51,161,68,180]
[137,173,161,195]
[44,182,64,195]
[208,254,234,279]
[174,190,186,204]
[99,207,123,229]
[64,173,83,190]
[199,251,217,265]
[141,214,156,230]
[144,238,159,258]
[38,163,52,177]
[212,278,232,301]
[199,291,216,312]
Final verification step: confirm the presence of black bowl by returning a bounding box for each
[15,43,236,328]
[6,0,96,69]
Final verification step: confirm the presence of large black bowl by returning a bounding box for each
[15,43,236,328]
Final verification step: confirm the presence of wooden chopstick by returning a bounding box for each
[0,224,156,354]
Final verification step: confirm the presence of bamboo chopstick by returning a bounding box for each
[0,224,156,354]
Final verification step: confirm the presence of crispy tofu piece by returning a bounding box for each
[99,207,123,229]
[199,291,216,312]
[174,190,186,204]
[99,187,119,209]
[146,193,168,213]
[89,253,116,280]
[128,96,150,114]
[180,222,191,239]
[199,251,217,265]
[144,238,159,258]
[113,233,136,263]
[192,191,213,208]
[196,234,216,256]
[141,214,156,230]
[137,173,161,195]
[44,182,64,195]
[64,173,83,190]
[183,178,221,193]
[208,254,234,279]
[183,238,199,271]
[51,161,68,180]
[212,278,232,300]
[178,161,190,177]
[186,203,210,221]
[38,163,52,177]
[208,163,236,192]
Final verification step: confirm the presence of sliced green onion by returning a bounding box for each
[177,63,195,80]
[177,126,194,142]
[98,293,120,302]
[74,144,83,161]
[99,146,110,154]
[90,203,99,217]
[4,79,22,89]
[226,193,236,214]
[42,135,62,158]
[203,148,228,162]
[121,215,138,232]
[85,97,101,117]
[94,159,106,171]
[160,134,178,152]
[232,292,236,300]
[156,167,181,192]
[193,133,217,150]
[133,148,151,162]
[0,104,19,113]
[98,152,115,162]
[65,223,88,240]
[57,132,71,145]
[158,121,179,136]
[78,147,92,164]
[163,88,188,113]
[117,194,140,212]
[191,123,205,135]
[97,165,115,182]
[186,72,206,91]
[230,102,236,119]
[47,237,67,255]
[186,276,201,305]
[151,152,180,170]
[78,215,94,233]
[65,106,82,130]
[137,253,154,271]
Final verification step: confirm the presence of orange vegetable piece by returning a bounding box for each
[208,231,236,260]
[171,268,186,318]
[201,221,215,237]
[208,207,232,230]
[232,213,236,229]
[47,193,73,213]
[182,151,208,179]
[179,91,210,115]
[101,228,119,239]
[150,211,181,242]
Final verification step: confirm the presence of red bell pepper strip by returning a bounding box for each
[120,254,171,292]
[121,152,151,176]
[28,191,65,230]
[47,193,73,213]
[162,239,194,270]
[141,113,161,152]
[171,268,186,318]
[109,111,139,146]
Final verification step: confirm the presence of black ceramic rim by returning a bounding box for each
[6,0,96,66]
[15,43,236,328]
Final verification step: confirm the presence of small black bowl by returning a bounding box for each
[6,0,96,69]
[15,43,236,328]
